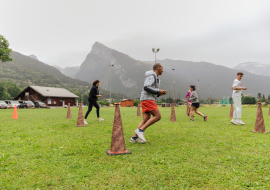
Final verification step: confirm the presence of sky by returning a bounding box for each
[1,0,270,68]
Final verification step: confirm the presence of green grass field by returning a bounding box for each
[1,105,270,189]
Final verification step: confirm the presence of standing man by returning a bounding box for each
[231,72,247,125]
[130,63,167,143]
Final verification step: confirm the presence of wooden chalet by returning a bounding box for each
[13,86,79,107]
[120,99,134,107]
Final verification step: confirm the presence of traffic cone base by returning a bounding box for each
[251,102,268,133]
[106,150,132,155]
[106,103,131,155]
[230,103,233,118]
[76,103,85,127]
[250,131,269,134]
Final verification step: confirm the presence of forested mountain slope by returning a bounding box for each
[0,51,123,100]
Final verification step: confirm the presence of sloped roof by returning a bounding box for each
[121,99,133,102]
[30,86,79,98]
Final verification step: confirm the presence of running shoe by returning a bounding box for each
[135,129,146,142]
[189,119,194,121]
[204,116,207,121]
[129,137,145,144]
[98,118,104,122]
[231,119,238,125]
[84,120,88,125]
[236,119,245,125]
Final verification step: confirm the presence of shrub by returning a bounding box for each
[242,96,256,104]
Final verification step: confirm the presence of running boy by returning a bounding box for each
[130,63,167,143]
[231,72,247,125]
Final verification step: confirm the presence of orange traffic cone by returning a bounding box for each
[170,103,177,122]
[137,103,141,117]
[250,102,268,133]
[76,103,85,127]
[230,103,233,118]
[66,103,72,119]
[12,104,18,119]
[106,103,131,155]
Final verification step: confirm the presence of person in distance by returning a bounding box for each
[84,80,104,124]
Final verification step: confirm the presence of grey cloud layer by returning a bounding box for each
[1,0,269,68]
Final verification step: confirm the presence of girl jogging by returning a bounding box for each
[189,85,207,121]
[84,80,104,124]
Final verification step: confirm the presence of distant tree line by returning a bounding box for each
[73,88,127,106]
[242,96,256,104]
[157,98,184,104]
[238,93,270,105]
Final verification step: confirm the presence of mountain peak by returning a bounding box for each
[90,42,112,55]
[28,54,39,61]
[233,62,270,76]
[234,62,270,69]
[93,41,108,48]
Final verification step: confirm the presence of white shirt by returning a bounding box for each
[232,79,242,97]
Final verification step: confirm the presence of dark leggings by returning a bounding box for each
[84,101,100,119]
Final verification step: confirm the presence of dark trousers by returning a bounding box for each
[84,101,100,119]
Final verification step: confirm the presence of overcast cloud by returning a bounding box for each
[1,0,270,68]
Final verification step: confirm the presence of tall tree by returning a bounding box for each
[82,94,88,105]
[257,93,262,99]
[134,99,140,106]
[3,81,21,98]
[72,91,81,103]
[0,35,12,63]
[0,83,5,100]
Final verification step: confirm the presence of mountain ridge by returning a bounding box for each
[53,65,80,79]
[0,51,123,100]
[74,42,270,99]
[233,62,270,77]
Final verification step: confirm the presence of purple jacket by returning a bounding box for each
[186,91,191,103]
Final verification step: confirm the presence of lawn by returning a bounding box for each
[0,105,270,189]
